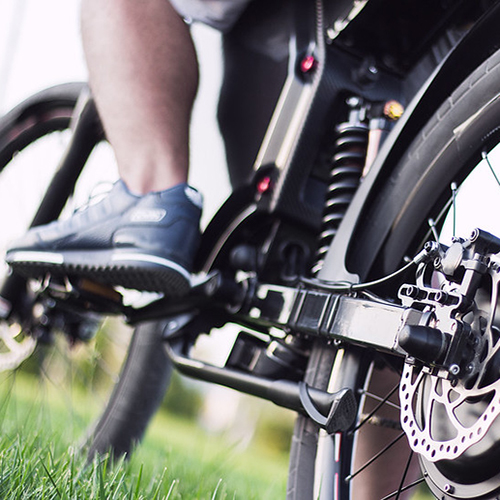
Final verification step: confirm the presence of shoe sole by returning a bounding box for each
[6,250,191,296]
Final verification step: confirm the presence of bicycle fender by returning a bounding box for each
[320,0,500,283]
[0,83,88,129]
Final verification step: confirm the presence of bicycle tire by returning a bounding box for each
[0,83,172,459]
[287,46,500,499]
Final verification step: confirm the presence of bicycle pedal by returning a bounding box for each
[76,278,123,303]
[36,274,126,314]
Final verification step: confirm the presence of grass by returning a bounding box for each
[0,368,434,499]
[0,372,289,499]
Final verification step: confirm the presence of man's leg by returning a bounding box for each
[81,0,199,195]
[5,0,202,294]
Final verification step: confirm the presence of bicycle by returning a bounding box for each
[2,1,500,498]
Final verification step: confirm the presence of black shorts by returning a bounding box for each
[170,0,253,32]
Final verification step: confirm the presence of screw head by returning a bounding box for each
[443,483,455,494]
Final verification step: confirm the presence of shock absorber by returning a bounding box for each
[312,98,368,274]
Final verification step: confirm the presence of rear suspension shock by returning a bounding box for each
[312,98,368,274]
[312,97,404,274]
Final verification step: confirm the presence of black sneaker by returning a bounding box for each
[5,181,202,296]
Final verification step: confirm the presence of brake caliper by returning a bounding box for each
[398,229,500,461]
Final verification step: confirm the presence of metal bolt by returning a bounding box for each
[449,364,460,376]
[346,96,362,107]
[443,483,455,494]
[428,315,438,328]
[424,241,435,252]
[401,285,416,298]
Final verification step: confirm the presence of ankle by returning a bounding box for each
[120,169,188,196]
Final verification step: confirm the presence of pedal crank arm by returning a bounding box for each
[164,337,357,433]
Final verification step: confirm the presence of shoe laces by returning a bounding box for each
[73,181,115,214]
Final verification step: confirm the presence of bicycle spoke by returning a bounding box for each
[482,150,500,187]
[345,432,406,482]
[380,476,426,500]
[357,414,402,431]
[394,450,414,500]
[450,182,457,238]
[353,383,400,432]
[427,218,439,242]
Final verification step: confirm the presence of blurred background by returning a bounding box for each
[0,0,294,462]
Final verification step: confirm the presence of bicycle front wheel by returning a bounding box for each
[288,47,500,500]
[0,83,171,459]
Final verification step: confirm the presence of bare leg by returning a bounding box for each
[81,0,199,195]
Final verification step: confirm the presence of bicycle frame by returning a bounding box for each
[4,1,500,491]
[4,0,497,424]
[159,0,500,423]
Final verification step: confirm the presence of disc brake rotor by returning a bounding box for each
[399,234,500,498]
[400,326,500,463]
[401,261,500,463]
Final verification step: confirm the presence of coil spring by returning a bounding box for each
[312,119,368,275]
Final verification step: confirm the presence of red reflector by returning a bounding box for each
[300,55,317,73]
[257,176,272,194]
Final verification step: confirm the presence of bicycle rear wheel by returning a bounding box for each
[0,83,171,459]
[287,47,500,500]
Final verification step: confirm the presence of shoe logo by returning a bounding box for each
[130,208,167,222]
[185,186,203,209]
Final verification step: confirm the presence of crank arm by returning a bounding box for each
[29,271,231,324]
[164,336,357,434]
